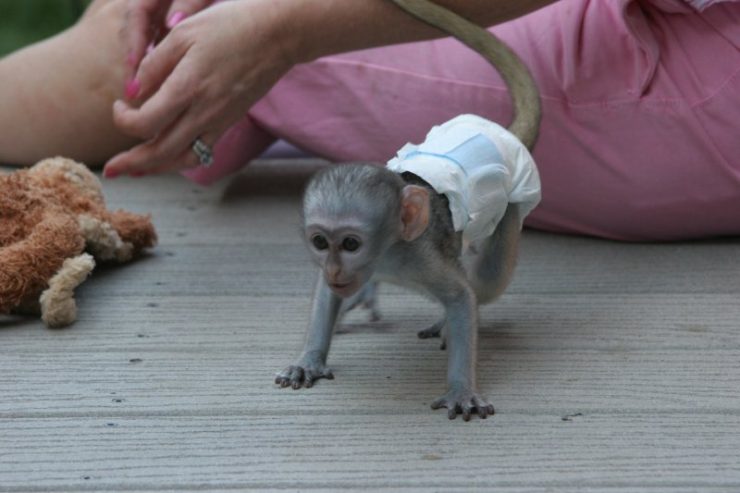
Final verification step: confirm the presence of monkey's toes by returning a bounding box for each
[417,319,444,339]
[274,365,334,390]
[368,308,382,322]
[431,389,495,421]
[418,320,447,350]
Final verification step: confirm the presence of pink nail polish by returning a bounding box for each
[125,79,141,100]
[104,169,119,179]
[146,42,155,55]
[167,11,187,29]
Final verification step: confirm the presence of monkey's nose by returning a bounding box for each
[326,265,342,282]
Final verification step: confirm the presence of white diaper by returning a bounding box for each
[387,114,541,252]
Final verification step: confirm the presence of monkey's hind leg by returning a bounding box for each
[470,204,522,305]
[429,280,494,421]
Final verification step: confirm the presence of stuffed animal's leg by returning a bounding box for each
[78,215,134,262]
[40,254,95,328]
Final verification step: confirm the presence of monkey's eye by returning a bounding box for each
[342,237,361,252]
[311,234,329,251]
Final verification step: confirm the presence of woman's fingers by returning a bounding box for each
[165,0,213,27]
[108,87,224,175]
[103,127,199,178]
[126,2,214,101]
[114,51,195,139]
[123,0,212,94]
[105,103,230,177]
[132,24,191,103]
[124,0,171,80]
[154,131,222,175]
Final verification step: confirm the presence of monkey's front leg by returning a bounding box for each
[431,286,494,421]
[275,275,341,389]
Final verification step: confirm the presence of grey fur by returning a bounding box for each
[275,0,541,421]
[276,165,509,420]
[303,164,403,230]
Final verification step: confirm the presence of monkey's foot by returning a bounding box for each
[431,388,495,421]
[417,319,447,350]
[275,355,334,390]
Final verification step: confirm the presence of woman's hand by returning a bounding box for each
[105,0,295,177]
[123,0,216,87]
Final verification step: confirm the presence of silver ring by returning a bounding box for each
[192,138,214,167]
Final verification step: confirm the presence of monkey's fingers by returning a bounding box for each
[274,374,291,388]
[274,365,334,389]
[368,308,382,323]
[474,397,495,419]
[274,367,299,388]
[431,390,495,421]
[417,328,439,339]
[288,367,305,389]
[430,396,451,414]
[305,367,334,388]
[479,406,493,419]
[417,320,444,339]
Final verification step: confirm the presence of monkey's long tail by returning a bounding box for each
[387,0,541,150]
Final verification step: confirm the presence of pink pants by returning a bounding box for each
[186,0,740,241]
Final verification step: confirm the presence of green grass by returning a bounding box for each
[0,0,88,56]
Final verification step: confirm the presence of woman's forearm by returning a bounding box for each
[279,0,557,64]
[103,0,558,176]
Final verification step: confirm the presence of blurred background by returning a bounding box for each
[0,0,305,159]
[0,0,90,56]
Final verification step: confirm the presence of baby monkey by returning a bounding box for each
[275,0,541,421]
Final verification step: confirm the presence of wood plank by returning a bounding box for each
[0,414,738,492]
[4,294,739,351]
[1,315,739,416]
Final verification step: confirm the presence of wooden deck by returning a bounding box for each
[1,160,739,492]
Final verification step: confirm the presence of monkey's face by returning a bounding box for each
[303,215,385,298]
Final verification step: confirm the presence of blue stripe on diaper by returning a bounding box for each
[403,133,503,177]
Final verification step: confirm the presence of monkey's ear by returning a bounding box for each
[400,185,430,241]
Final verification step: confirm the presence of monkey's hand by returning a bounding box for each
[275,352,334,390]
[431,387,495,421]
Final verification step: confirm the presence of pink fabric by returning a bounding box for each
[188,0,740,241]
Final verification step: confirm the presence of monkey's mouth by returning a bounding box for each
[329,280,359,297]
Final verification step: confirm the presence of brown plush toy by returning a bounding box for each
[0,157,157,327]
